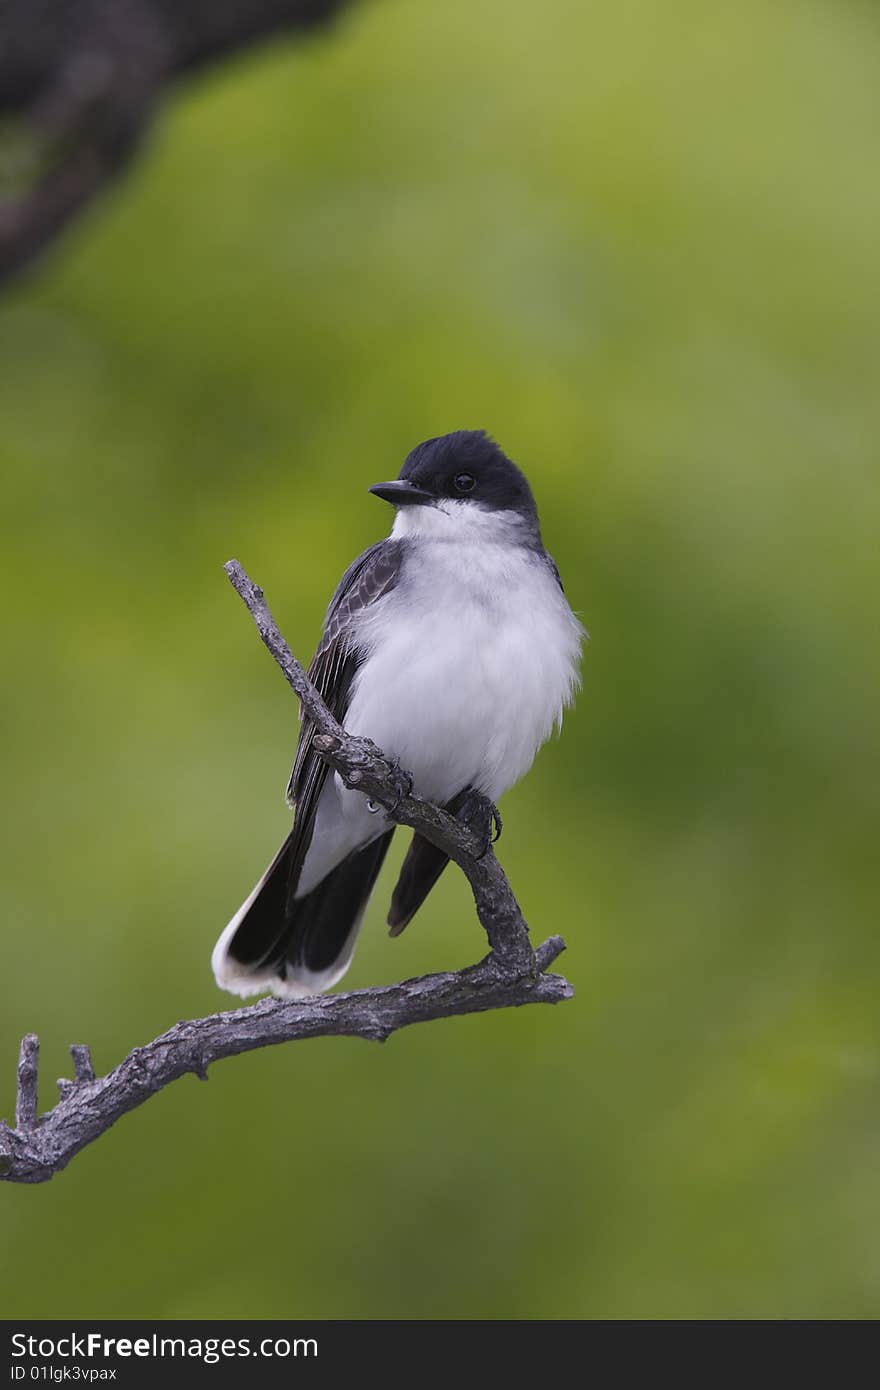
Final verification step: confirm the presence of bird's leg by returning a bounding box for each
[457,790,503,859]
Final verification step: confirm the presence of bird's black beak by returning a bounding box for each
[368,480,435,507]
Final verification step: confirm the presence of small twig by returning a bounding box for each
[15,1035,39,1130]
[70,1045,96,1083]
[0,561,573,1184]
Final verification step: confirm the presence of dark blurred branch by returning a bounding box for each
[0,561,572,1184]
[0,0,356,286]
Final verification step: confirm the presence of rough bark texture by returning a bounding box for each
[0,0,356,285]
[0,561,573,1184]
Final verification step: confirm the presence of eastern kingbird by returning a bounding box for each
[213,430,585,998]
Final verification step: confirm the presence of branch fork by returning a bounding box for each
[1,559,572,1184]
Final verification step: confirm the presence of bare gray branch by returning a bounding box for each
[0,562,573,1185]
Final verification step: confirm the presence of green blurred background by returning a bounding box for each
[2,0,879,1319]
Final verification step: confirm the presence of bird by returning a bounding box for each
[212,429,585,999]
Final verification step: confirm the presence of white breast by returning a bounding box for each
[294,503,584,897]
[345,504,584,805]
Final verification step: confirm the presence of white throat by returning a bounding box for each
[391,500,531,547]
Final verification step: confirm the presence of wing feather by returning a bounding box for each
[283,539,404,898]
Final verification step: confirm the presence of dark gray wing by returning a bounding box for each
[544,549,566,592]
[284,539,404,894]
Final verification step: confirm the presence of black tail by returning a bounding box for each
[386,789,474,936]
[213,830,394,997]
[387,834,450,936]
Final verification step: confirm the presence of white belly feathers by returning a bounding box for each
[294,506,584,898]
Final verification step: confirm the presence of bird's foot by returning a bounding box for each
[386,757,414,813]
[457,791,503,859]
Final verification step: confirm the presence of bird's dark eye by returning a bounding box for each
[454,472,476,493]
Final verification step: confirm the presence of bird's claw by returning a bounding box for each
[458,792,503,859]
[387,758,414,813]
